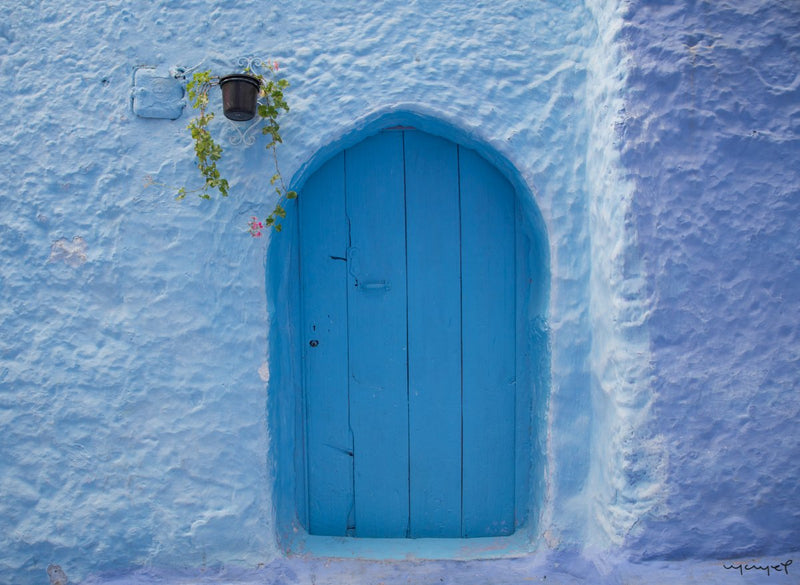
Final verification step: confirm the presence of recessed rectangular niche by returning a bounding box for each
[132,66,185,120]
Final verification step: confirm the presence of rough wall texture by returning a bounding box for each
[0,0,796,584]
[620,0,800,559]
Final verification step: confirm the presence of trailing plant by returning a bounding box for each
[178,63,296,234]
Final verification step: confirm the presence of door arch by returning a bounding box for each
[299,128,522,538]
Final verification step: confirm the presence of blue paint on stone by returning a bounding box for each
[618,0,800,560]
[0,0,797,584]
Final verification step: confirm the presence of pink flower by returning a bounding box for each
[248,217,265,237]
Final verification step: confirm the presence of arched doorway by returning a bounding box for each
[299,129,520,538]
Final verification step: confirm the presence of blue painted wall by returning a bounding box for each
[0,0,797,584]
[620,0,800,559]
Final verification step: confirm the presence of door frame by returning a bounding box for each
[267,109,550,558]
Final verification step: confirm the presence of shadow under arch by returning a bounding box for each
[267,107,550,558]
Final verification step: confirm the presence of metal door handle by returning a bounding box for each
[359,280,391,291]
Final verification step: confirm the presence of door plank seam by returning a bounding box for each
[401,131,412,539]
[456,144,465,538]
[343,148,357,536]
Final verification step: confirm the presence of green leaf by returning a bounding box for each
[176,66,295,235]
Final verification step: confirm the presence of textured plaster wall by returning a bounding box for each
[0,0,796,584]
[619,0,800,559]
[583,0,664,551]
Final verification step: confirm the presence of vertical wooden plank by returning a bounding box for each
[404,131,462,537]
[346,132,410,537]
[300,153,354,536]
[459,146,516,537]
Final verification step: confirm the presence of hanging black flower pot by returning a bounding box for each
[219,74,261,121]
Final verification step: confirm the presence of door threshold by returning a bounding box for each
[283,529,536,560]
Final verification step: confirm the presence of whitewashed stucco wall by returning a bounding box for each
[619,0,800,560]
[1,0,797,584]
[2,2,618,582]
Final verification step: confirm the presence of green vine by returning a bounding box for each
[178,65,296,234]
[179,70,228,200]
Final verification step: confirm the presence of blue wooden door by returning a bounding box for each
[300,130,516,538]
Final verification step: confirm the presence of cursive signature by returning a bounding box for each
[723,559,792,576]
